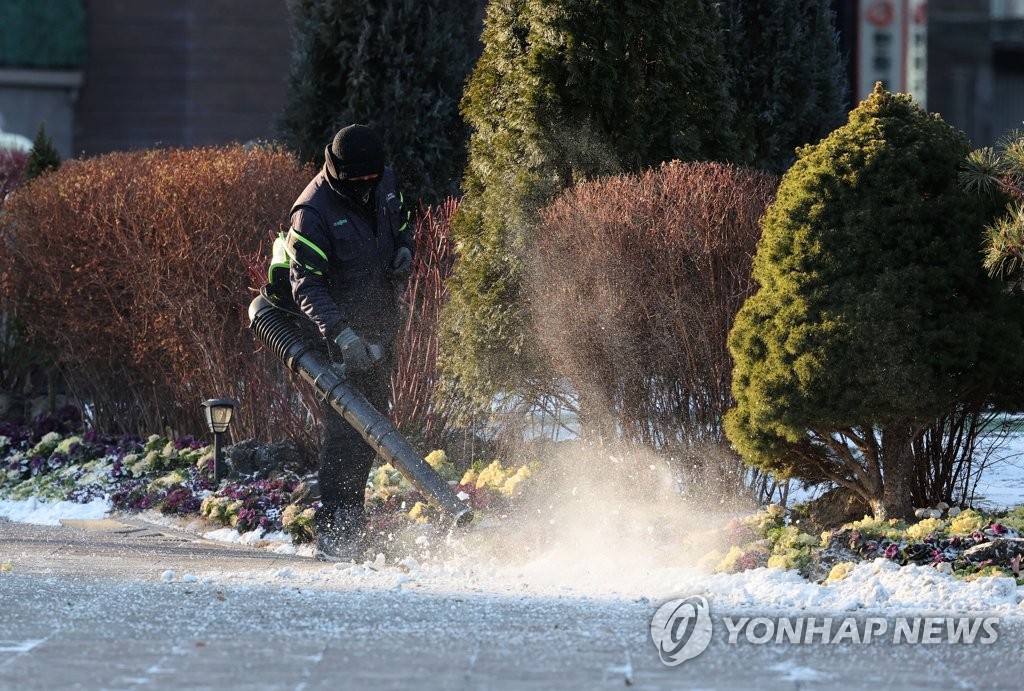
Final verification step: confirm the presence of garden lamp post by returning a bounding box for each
[201,398,236,483]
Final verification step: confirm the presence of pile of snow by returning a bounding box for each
[694,559,1022,614]
[0,497,111,526]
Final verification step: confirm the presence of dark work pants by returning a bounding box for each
[315,354,393,533]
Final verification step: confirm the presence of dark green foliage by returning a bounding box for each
[278,0,481,205]
[720,0,847,172]
[439,0,738,412]
[960,130,1024,282]
[25,123,61,181]
[0,0,86,69]
[725,85,1024,518]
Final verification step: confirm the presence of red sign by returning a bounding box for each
[867,0,896,27]
[856,0,927,105]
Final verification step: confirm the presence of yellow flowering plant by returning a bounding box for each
[949,509,987,535]
[905,517,947,541]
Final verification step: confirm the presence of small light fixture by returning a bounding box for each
[201,398,236,482]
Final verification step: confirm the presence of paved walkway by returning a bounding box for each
[1,517,1021,690]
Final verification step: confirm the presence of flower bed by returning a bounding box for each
[2,408,214,512]
[2,409,1021,584]
[0,410,535,547]
[706,504,1024,585]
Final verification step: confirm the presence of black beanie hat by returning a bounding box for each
[324,124,385,181]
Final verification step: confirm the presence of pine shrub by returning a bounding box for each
[278,0,482,205]
[960,130,1024,283]
[725,85,1024,519]
[719,0,847,172]
[25,123,61,182]
[440,0,738,417]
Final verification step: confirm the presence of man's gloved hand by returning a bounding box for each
[333,326,383,372]
[391,246,413,279]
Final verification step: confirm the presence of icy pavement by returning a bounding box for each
[2,516,1024,689]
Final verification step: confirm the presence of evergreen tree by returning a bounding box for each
[725,85,1024,520]
[720,0,847,172]
[25,123,61,181]
[278,0,481,205]
[439,0,737,412]
[960,130,1024,283]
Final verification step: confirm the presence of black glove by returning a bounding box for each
[333,326,383,373]
[391,246,413,279]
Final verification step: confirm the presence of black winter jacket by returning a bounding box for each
[287,165,413,344]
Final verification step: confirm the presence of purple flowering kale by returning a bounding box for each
[28,455,46,477]
[108,459,127,480]
[32,405,82,439]
[235,507,259,532]
[67,485,105,504]
[208,476,298,533]
[109,480,153,511]
[172,435,206,451]
[161,485,201,515]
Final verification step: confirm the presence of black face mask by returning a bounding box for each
[339,178,378,207]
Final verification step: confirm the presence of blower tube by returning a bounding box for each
[248,294,473,528]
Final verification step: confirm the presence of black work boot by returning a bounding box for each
[314,507,367,563]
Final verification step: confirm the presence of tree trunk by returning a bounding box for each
[870,423,917,521]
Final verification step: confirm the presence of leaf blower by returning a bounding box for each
[248,293,473,529]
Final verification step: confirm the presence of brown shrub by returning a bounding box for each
[392,197,459,446]
[529,161,778,487]
[1,145,315,446]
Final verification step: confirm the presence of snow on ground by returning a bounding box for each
[0,496,110,525]
[1,494,1021,616]
[972,433,1024,510]
[696,559,1022,614]
[161,542,1024,618]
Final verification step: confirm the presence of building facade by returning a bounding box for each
[3,1,1022,158]
[0,0,292,159]
[832,0,1024,146]
[73,0,293,156]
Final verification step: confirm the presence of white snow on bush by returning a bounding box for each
[0,497,111,525]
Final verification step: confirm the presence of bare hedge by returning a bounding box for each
[1,145,315,446]
[392,197,459,445]
[529,161,777,486]
[0,148,27,203]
